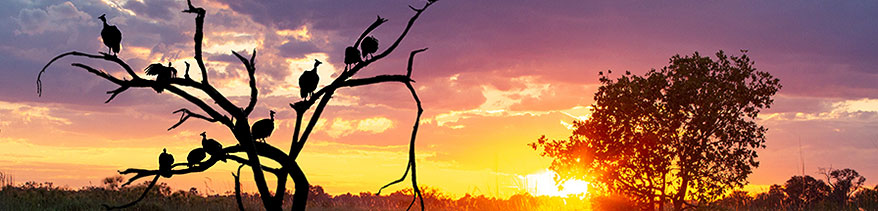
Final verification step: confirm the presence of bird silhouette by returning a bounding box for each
[144,62,177,93]
[159,148,174,178]
[360,36,379,59]
[344,46,361,71]
[299,59,322,100]
[98,14,121,56]
[251,110,275,143]
[200,132,225,162]
[186,148,206,167]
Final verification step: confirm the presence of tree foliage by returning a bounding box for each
[821,167,867,206]
[531,50,781,210]
[783,175,830,209]
[714,168,876,210]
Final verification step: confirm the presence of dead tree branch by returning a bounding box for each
[232,164,244,211]
[403,80,425,211]
[168,108,218,131]
[43,60,235,128]
[101,174,160,210]
[354,16,388,48]
[183,0,207,84]
[232,50,259,115]
[36,0,437,210]
[282,2,435,210]
[233,164,246,211]
[37,51,138,97]
[117,142,287,187]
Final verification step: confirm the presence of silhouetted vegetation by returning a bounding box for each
[2,170,875,210]
[706,168,878,210]
[532,50,782,210]
[0,175,592,210]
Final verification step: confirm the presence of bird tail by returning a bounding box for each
[145,64,161,75]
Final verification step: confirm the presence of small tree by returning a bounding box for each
[752,184,786,209]
[531,51,781,210]
[783,175,830,209]
[36,0,438,210]
[820,167,867,206]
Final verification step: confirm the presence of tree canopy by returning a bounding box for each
[531,50,781,210]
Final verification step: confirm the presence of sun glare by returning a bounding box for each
[517,169,590,199]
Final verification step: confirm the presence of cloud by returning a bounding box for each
[761,97,878,122]
[0,101,71,126]
[325,116,394,138]
[14,1,92,35]
[122,0,176,21]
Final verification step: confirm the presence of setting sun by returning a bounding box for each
[518,169,590,199]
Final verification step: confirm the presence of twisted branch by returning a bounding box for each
[283,2,435,210]
[233,164,246,211]
[118,142,287,187]
[168,108,218,131]
[354,16,388,48]
[102,174,160,210]
[37,51,138,97]
[404,80,425,211]
[231,50,259,115]
[39,52,234,128]
[183,0,207,84]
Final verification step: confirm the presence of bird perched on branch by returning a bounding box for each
[299,59,322,100]
[200,132,225,162]
[159,148,174,178]
[98,14,121,56]
[144,62,177,93]
[361,36,379,59]
[251,110,275,143]
[344,46,361,71]
[186,148,206,167]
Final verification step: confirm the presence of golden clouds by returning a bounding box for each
[325,117,394,138]
[276,25,311,42]
[0,101,70,125]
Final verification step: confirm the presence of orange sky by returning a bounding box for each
[1,0,878,199]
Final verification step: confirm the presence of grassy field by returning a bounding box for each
[0,178,601,210]
[2,173,875,210]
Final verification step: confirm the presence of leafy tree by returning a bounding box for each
[713,190,752,210]
[853,184,878,210]
[35,0,438,210]
[820,167,867,206]
[752,184,786,209]
[531,50,781,210]
[783,175,829,210]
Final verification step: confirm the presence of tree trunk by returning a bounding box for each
[673,172,690,211]
[233,121,279,211]
[290,162,309,211]
[658,196,664,211]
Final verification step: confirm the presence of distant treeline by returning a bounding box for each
[2,170,876,210]
[0,175,593,210]
[707,168,878,211]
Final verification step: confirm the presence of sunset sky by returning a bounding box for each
[1,0,877,199]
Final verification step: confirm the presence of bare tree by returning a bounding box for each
[36,0,437,210]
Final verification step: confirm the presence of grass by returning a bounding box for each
[0,177,596,210]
